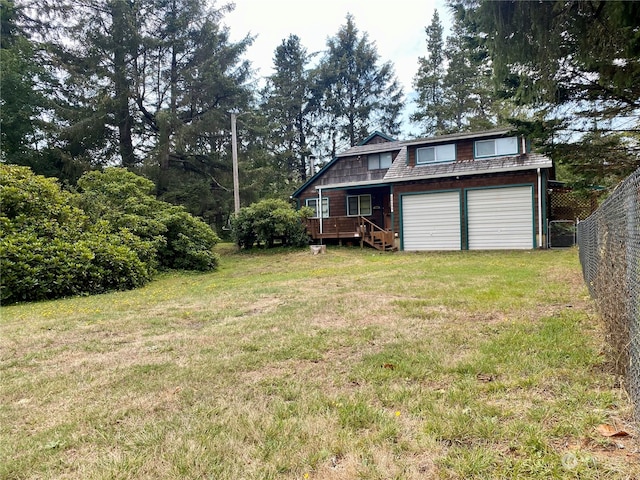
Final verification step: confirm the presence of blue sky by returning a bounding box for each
[223,0,451,136]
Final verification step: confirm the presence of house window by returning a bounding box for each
[368,152,392,170]
[306,197,329,218]
[347,195,372,216]
[475,136,519,158]
[416,143,456,164]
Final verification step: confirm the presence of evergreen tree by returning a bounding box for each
[316,14,404,151]
[439,7,496,133]
[261,35,315,184]
[132,0,253,200]
[33,0,255,226]
[462,0,640,188]
[0,1,53,169]
[43,0,141,169]
[411,10,445,136]
[412,6,497,136]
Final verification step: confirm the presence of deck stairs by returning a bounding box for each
[359,217,397,251]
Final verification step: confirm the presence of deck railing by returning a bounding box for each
[305,216,395,250]
[358,216,395,250]
[305,216,362,240]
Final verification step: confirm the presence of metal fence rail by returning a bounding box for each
[577,167,640,422]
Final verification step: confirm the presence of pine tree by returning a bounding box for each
[411,10,445,136]
[439,8,496,134]
[413,7,497,136]
[130,0,254,227]
[0,1,50,166]
[261,35,315,183]
[462,0,640,188]
[316,14,404,151]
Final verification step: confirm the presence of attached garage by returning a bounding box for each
[466,186,534,250]
[401,191,461,251]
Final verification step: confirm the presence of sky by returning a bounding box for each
[223,0,451,136]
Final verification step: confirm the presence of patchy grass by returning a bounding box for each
[1,246,638,479]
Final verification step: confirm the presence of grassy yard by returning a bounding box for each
[1,246,637,479]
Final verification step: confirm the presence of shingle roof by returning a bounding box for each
[337,141,403,157]
[384,152,552,181]
[401,128,511,146]
[291,129,553,196]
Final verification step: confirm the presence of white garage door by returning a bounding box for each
[402,191,461,251]
[467,186,534,250]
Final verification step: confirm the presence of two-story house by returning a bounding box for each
[291,129,554,251]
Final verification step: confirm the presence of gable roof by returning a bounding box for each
[290,155,340,199]
[337,141,403,157]
[357,131,397,145]
[291,129,552,196]
[291,135,401,198]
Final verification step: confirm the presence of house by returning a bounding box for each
[291,128,554,251]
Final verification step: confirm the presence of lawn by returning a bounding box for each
[1,246,637,479]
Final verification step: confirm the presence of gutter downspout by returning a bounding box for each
[537,168,543,248]
[318,187,323,242]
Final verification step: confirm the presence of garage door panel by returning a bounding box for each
[467,186,533,250]
[402,191,461,251]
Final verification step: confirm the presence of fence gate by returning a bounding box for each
[547,220,576,248]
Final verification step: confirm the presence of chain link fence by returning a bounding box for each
[577,167,640,422]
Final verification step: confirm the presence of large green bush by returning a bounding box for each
[1,165,220,303]
[76,168,220,271]
[230,199,312,249]
[0,166,153,302]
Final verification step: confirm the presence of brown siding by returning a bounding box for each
[406,136,509,166]
[366,135,391,145]
[391,171,542,244]
[299,151,400,192]
[456,140,474,161]
[298,188,346,216]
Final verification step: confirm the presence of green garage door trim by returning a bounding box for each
[465,185,535,250]
[400,190,462,251]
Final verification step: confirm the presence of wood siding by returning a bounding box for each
[407,138,495,166]
[392,171,542,248]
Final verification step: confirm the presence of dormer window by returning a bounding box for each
[416,143,456,164]
[368,152,392,170]
[475,137,519,158]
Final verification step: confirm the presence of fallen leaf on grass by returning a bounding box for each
[596,424,630,437]
[382,363,395,370]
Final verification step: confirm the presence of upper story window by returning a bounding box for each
[416,143,456,164]
[306,197,329,218]
[347,195,372,216]
[368,152,392,170]
[474,136,519,158]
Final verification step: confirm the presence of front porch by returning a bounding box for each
[305,216,397,251]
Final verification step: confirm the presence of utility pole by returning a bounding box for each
[230,112,240,214]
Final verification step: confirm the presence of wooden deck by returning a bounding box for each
[305,216,397,251]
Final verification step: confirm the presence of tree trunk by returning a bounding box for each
[111,1,136,168]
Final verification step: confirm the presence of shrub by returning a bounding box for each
[0,165,154,303]
[157,208,220,271]
[230,199,312,249]
[0,230,153,302]
[0,165,218,303]
[77,168,219,270]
